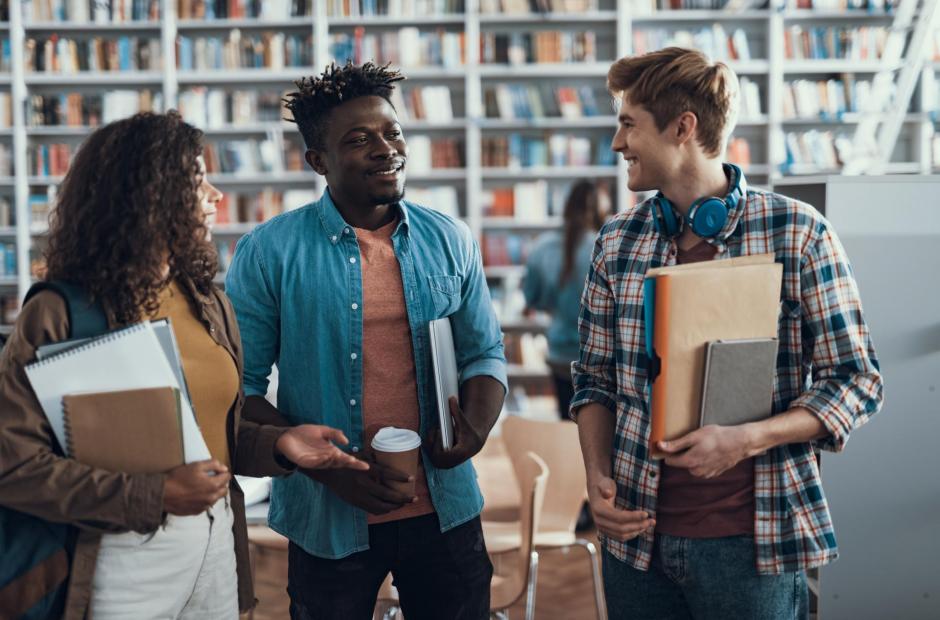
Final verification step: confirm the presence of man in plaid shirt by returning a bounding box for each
[572,47,884,619]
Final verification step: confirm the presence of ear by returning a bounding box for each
[305,149,328,176]
[673,111,698,147]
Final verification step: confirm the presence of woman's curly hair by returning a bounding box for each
[44,111,217,325]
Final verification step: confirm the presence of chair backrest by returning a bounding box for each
[501,416,587,534]
[491,451,549,612]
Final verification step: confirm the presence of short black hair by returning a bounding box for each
[285,61,405,151]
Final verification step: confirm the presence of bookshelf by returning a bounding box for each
[0,0,933,384]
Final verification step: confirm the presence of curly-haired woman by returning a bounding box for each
[0,112,367,619]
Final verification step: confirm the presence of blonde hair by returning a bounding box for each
[607,47,739,157]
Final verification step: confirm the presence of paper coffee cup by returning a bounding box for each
[371,427,421,496]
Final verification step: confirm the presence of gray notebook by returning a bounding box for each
[699,338,778,427]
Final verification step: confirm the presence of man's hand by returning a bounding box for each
[306,455,416,515]
[163,459,231,516]
[276,425,370,471]
[587,475,654,542]
[658,424,755,478]
[425,396,485,470]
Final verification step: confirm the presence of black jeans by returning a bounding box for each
[287,513,492,620]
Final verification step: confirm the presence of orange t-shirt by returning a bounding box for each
[355,218,435,525]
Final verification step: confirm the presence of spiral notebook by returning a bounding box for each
[35,318,192,405]
[25,322,210,462]
[64,387,184,473]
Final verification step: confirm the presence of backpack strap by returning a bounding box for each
[24,281,108,339]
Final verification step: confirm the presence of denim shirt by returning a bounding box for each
[225,189,508,559]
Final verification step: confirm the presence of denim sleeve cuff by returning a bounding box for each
[243,383,268,399]
[126,472,165,533]
[460,358,508,395]
[569,388,617,422]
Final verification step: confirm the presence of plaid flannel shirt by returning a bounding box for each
[571,172,884,574]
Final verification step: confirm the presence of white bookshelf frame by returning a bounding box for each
[0,0,934,351]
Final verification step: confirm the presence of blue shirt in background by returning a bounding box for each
[522,230,596,366]
[225,189,507,559]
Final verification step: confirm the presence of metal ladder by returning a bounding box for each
[843,0,940,175]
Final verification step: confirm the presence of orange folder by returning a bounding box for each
[646,254,782,458]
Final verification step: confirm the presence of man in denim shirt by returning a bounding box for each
[225,62,507,619]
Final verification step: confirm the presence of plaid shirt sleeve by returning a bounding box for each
[569,232,618,419]
[789,221,884,452]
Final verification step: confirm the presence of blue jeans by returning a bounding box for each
[602,534,808,620]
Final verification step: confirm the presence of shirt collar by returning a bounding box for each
[317,187,411,245]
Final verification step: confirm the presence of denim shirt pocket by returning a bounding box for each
[428,274,463,319]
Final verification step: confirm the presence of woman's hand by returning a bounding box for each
[275,425,370,471]
[163,459,231,516]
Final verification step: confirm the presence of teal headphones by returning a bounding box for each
[650,163,743,239]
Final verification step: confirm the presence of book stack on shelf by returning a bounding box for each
[390,85,456,124]
[326,0,464,17]
[178,88,287,129]
[330,27,465,69]
[177,0,311,19]
[482,132,613,169]
[24,36,163,73]
[177,31,313,72]
[21,0,159,21]
[26,91,163,127]
[479,0,597,13]
[480,31,596,66]
[202,137,305,177]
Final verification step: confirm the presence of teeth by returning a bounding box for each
[374,164,402,176]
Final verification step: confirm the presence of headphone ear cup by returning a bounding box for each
[688,197,728,238]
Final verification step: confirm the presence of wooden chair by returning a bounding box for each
[483,416,607,619]
[489,451,549,620]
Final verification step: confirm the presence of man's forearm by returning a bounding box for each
[576,403,616,481]
[242,394,290,426]
[744,406,828,456]
[460,375,506,443]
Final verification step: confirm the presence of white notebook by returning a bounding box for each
[26,322,210,463]
[429,317,458,450]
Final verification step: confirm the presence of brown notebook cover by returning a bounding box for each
[63,387,184,474]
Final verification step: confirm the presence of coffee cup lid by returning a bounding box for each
[371,427,421,452]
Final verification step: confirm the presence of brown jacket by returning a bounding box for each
[0,280,292,619]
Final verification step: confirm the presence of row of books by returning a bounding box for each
[0,296,18,326]
[726,136,752,169]
[22,0,159,23]
[738,77,763,120]
[0,243,17,277]
[0,196,12,227]
[1,39,9,72]
[178,88,285,128]
[389,85,455,124]
[405,185,459,218]
[0,94,11,129]
[784,26,887,61]
[481,229,540,266]
[632,26,752,63]
[503,332,548,369]
[203,138,305,175]
[26,90,163,127]
[407,136,464,172]
[28,143,72,177]
[177,32,313,71]
[330,27,464,69]
[326,0,464,16]
[177,0,312,19]
[480,31,597,66]
[783,129,850,171]
[481,179,575,219]
[0,144,12,177]
[25,36,162,73]
[782,77,888,120]
[213,188,315,226]
[486,178,586,220]
[482,133,614,168]
[29,186,57,229]
[480,0,597,13]
[780,1,899,10]
[483,83,600,120]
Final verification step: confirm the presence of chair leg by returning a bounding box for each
[576,538,608,620]
[525,551,539,620]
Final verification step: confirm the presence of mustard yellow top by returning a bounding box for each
[152,281,239,467]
